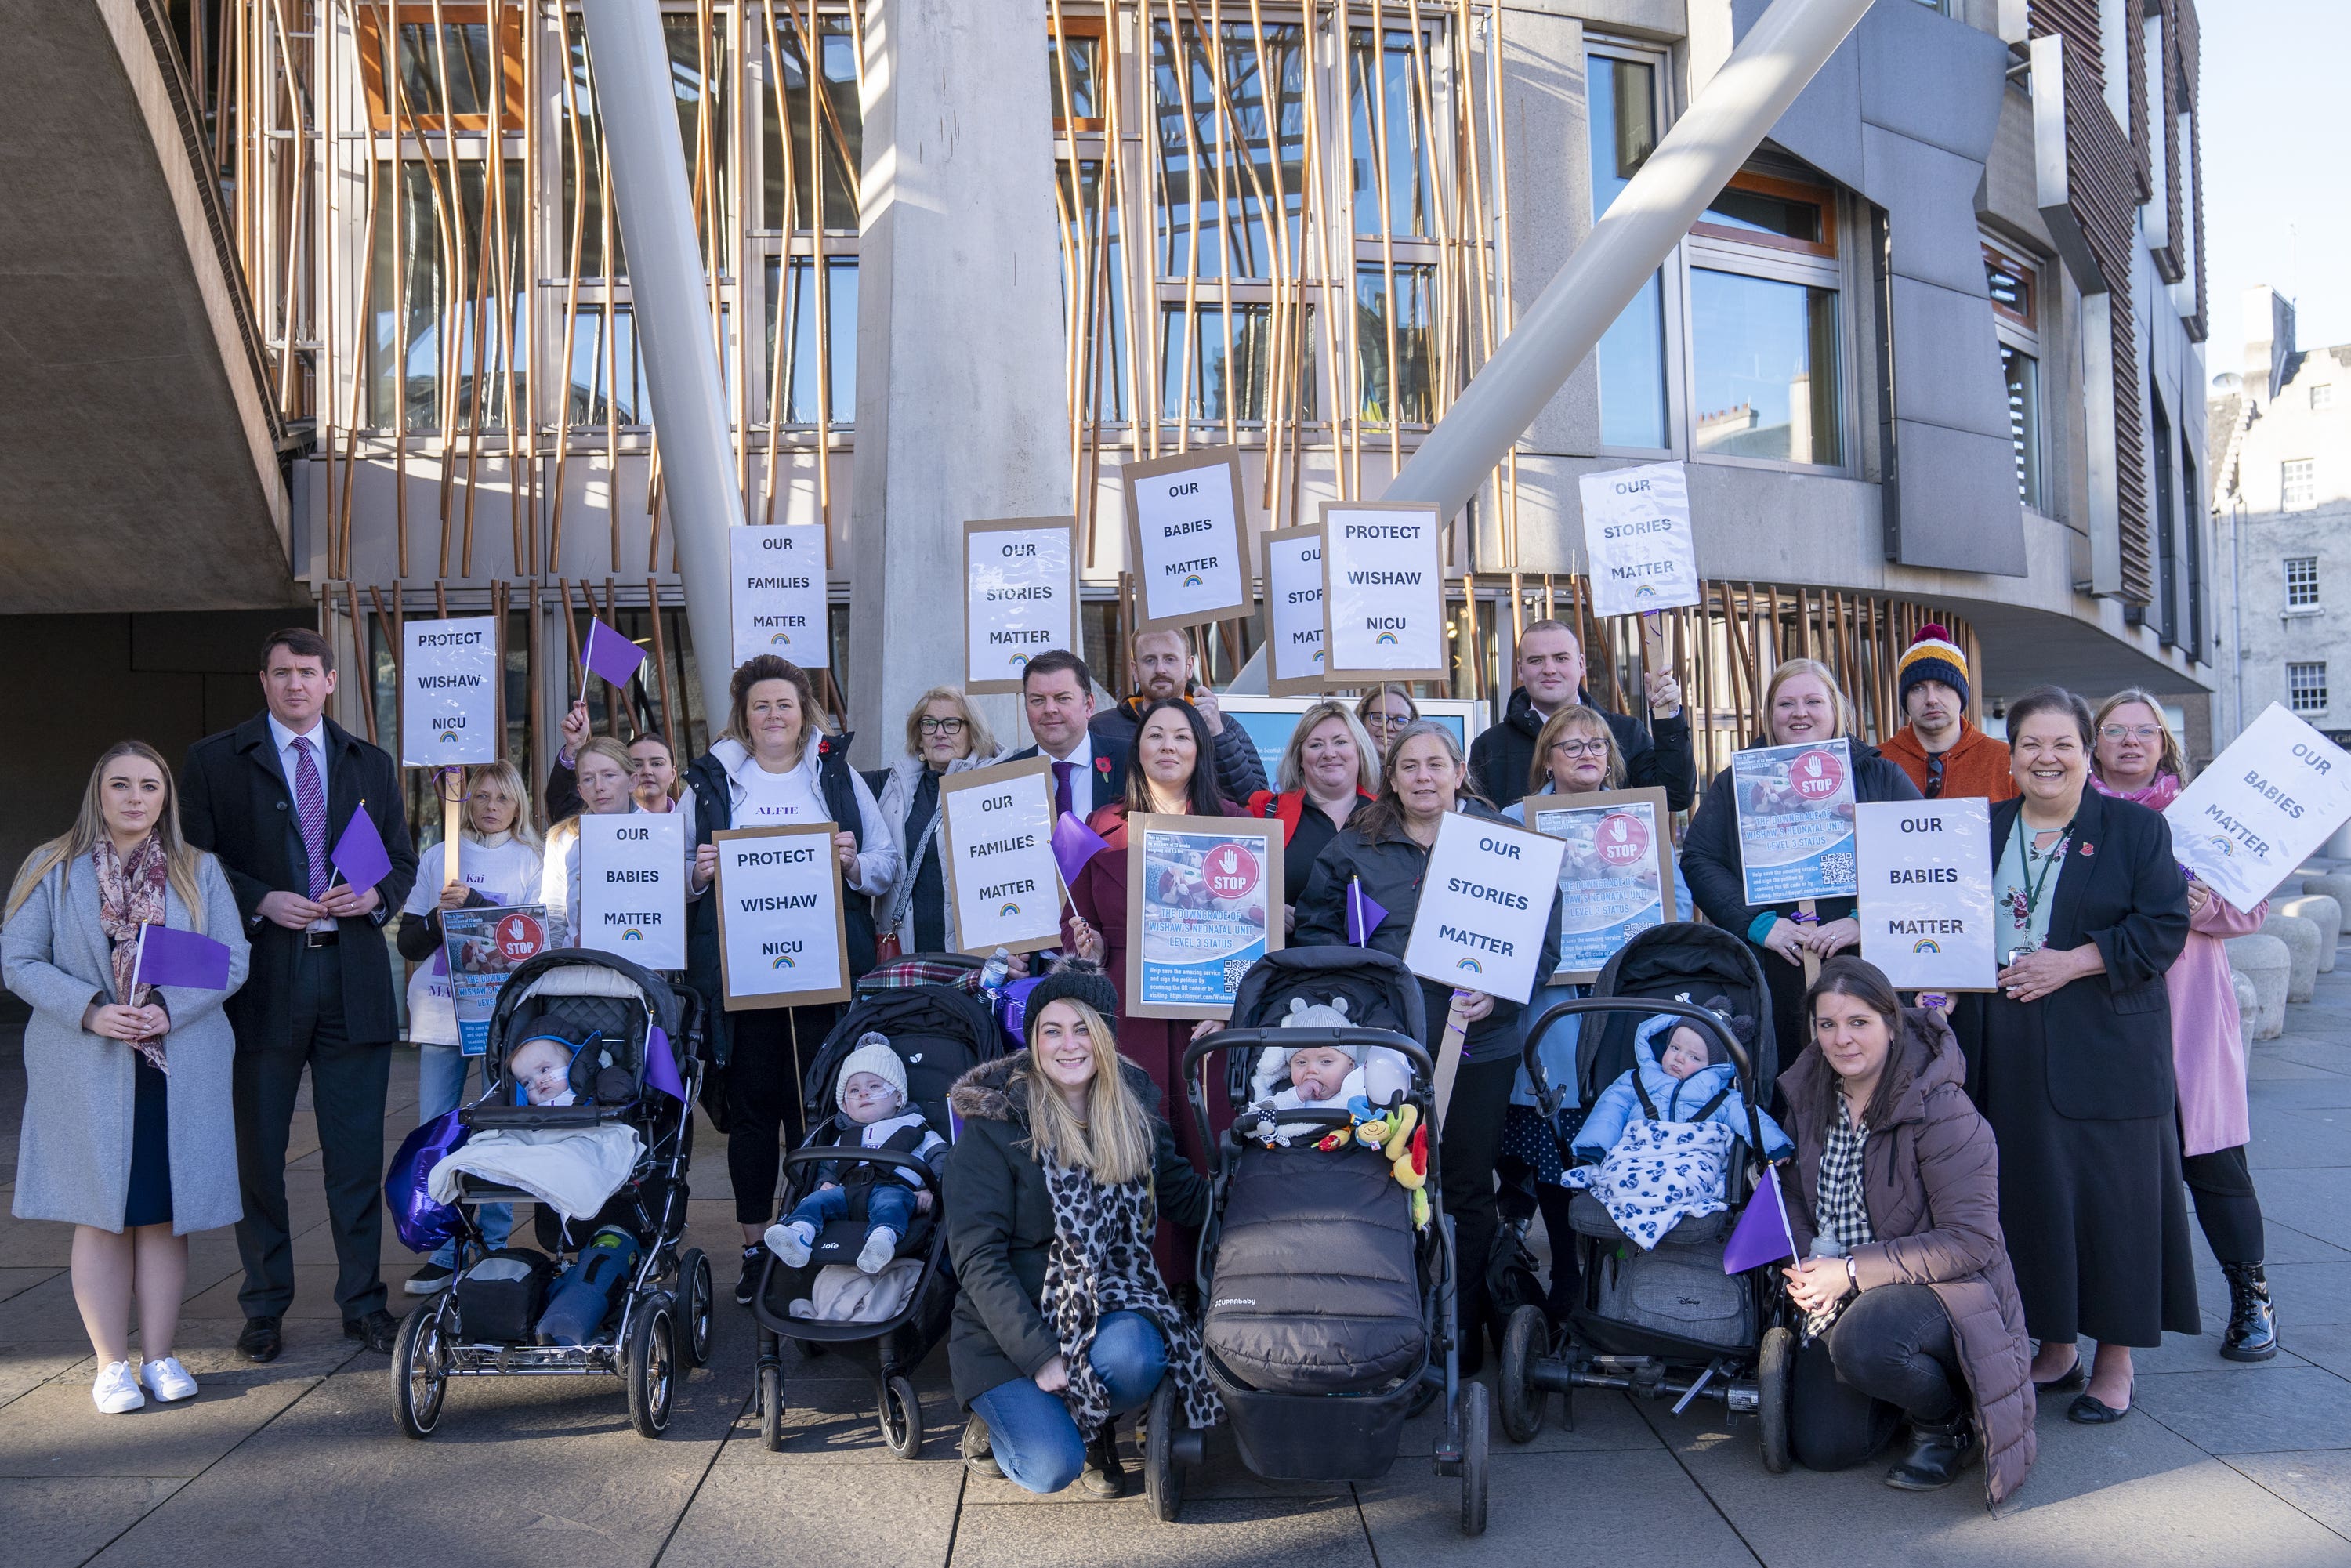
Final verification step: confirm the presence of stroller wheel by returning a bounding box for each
[879,1374,923,1459]
[758,1361,785,1452]
[1143,1379,1186,1523]
[1458,1379,1491,1536]
[1758,1325,1795,1474]
[677,1248,715,1367]
[1498,1305,1547,1444]
[627,1296,678,1439]
[393,1298,449,1440]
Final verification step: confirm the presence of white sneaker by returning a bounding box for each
[92,1360,145,1414]
[765,1221,815,1269]
[140,1357,197,1403]
[857,1228,900,1275]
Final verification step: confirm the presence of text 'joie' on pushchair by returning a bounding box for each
[1495,922,1802,1472]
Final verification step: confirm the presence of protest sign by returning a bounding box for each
[1125,815,1283,1019]
[1855,799,1996,991]
[965,517,1077,695]
[712,823,852,1009]
[576,813,686,969]
[938,758,1064,955]
[1320,501,1446,683]
[1259,525,1328,695]
[1532,788,1676,983]
[1578,461,1699,618]
[1730,738,1860,906]
[1401,812,1567,1004]
[1122,446,1249,630]
[442,905,549,1056]
[2167,703,2351,912]
[400,617,499,767]
[729,523,830,667]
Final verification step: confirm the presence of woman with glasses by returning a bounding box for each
[2088,689,2278,1363]
[875,686,1004,958]
[1355,686,1419,765]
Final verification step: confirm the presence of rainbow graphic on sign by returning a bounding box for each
[770,631,792,646]
[1182,574,1204,588]
[998,901,1023,918]
[439,730,462,744]
[1311,649,1325,665]
[1375,632,1400,646]
[771,954,796,969]
[1912,938,1941,954]
[1455,956,1483,974]
[621,928,645,943]
[1008,652,1030,670]
[1634,582,1659,600]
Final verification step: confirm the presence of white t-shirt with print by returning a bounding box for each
[734,755,828,827]
[401,835,545,1047]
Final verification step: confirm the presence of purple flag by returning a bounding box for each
[1721,1163,1800,1275]
[132,925,233,990]
[582,617,647,690]
[1051,811,1110,889]
[644,1024,687,1102]
[1346,878,1388,946]
[331,804,394,893]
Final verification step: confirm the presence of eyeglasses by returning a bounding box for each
[2099,724,2162,742]
[917,716,966,736]
[1548,738,1609,759]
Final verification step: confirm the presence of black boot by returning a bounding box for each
[1883,1412,1980,1491]
[1079,1426,1126,1498]
[2221,1262,2280,1362]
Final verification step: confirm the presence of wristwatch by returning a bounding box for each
[1844,1255,1860,1292]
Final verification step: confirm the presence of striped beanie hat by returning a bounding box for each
[1897,625,1969,708]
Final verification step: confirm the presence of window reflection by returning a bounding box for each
[368,161,526,433]
[1356,265,1434,425]
[1589,55,1666,448]
[1159,304,1317,424]
[1690,269,1840,465]
[764,257,858,425]
[763,16,861,231]
[1150,20,1309,279]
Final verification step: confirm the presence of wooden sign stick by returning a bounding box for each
[441,767,463,891]
[1798,897,1821,984]
[1432,990,1473,1134]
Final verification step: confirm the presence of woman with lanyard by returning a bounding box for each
[1242,699,1378,932]
[874,686,1004,959]
[1951,685,2194,1423]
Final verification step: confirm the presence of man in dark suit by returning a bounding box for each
[1006,649,1127,818]
[182,628,418,1360]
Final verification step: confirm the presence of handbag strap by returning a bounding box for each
[881,791,947,933]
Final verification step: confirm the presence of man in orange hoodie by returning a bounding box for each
[1880,626,2017,802]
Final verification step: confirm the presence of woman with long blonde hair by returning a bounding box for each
[4,741,250,1413]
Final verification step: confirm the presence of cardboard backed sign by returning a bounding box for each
[965,517,1078,696]
[1260,524,1329,695]
[1320,500,1447,683]
[1855,798,1997,991]
[1121,446,1251,631]
[2167,703,2351,913]
[711,823,853,1009]
[1579,461,1700,619]
[1125,814,1284,1020]
[728,523,830,667]
[1730,737,1861,907]
[442,905,550,1056]
[401,617,499,766]
[576,813,687,969]
[1400,811,1567,1005]
[1532,788,1676,984]
[938,757,1065,955]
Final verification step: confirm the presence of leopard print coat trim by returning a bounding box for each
[1041,1159,1223,1437]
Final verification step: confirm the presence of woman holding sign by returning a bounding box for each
[4,741,250,1413]
[2091,690,2277,1362]
[1244,699,1378,922]
[1951,686,2194,1423]
[538,737,648,949]
[875,686,1003,957]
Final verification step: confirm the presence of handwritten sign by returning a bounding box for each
[712,823,852,1009]
[965,517,1077,696]
[443,905,549,1056]
[1122,447,1249,631]
[1321,501,1447,683]
[1125,815,1283,1019]
[1731,738,1860,906]
[1260,525,1328,696]
[577,813,686,969]
[1401,812,1566,1005]
[401,617,499,766]
[1533,788,1675,983]
[2167,704,2351,912]
[729,523,830,667]
[1855,798,1995,990]
[939,758,1065,954]
[1579,461,1699,618]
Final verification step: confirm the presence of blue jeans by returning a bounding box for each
[971,1311,1167,1494]
[418,1045,511,1267]
[786,1180,918,1243]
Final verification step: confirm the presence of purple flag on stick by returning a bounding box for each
[644,1024,688,1102]
[331,804,394,893]
[582,617,647,690]
[132,925,233,990]
[1051,811,1110,889]
[1346,878,1388,946]
[1721,1163,1801,1274]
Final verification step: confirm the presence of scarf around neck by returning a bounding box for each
[93,836,170,1073]
[2089,769,2182,811]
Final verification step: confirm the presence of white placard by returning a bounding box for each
[1262,527,1327,693]
[729,523,830,667]
[400,617,499,766]
[576,813,686,969]
[2166,704,2351,912]
[1579,461,1699,619]
[965,520,1076,694]
[1322,502,1446,679]
[1400,811,1567,1005]
[1125,448,1249,628]
[940,760,1066,955]
[1855,798,1996,990]
[712,826,849,1006]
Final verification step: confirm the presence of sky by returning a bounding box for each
[2199,0,2351,366]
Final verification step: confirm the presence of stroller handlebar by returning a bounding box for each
[1518,995,1769,1170]
[1183,1025,1436,1081]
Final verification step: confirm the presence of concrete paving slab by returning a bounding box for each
[0,1342,108,1409]
[2135,1365,2351,1454]
[2222,1450,2351,1542]
[661,1458,963,1568]
[951,1493,1374,1566]
[2,1476,185,1568]
[0,1265,60,1303]
[1357,1446,1759,1566]
[0,1271,99,1347]
[2126,1324,2313,1374]
[2255,1171,2351,1253]
[0,1369,317,1478]
[2244,1103,2351,1169]
[2273,1321,2351,1381]
[183,1263,371,1320]
[1394,1376,1662,1455]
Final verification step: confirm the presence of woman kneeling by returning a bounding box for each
[1778,958,2034,1505]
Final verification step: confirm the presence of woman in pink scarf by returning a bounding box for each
[2090,690,2277,1361]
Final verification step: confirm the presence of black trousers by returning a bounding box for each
[2183,1143,2266,1266]
[234,941,392,1320]
[1790,1283,1968,1472]
[1439,1055,1523,1344]
[726,1003,838,1226]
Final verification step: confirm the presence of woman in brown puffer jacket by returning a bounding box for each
[1776,958,2034,1505]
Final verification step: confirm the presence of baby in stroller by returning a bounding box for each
[1233,998,1411,1146]
[508,1034,582,1106]
[1571,1001,1792,1164]
[766,1034,947,1275]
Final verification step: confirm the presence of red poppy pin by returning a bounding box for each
[1096,757,1114,778]
[2078,841,2096,857]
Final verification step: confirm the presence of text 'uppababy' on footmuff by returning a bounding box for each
[1154,946,1494,1537]
[387,951,712,1441]
[1494,922,1804,1472]
[748,957,1005,1459]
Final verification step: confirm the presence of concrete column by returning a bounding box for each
[847,0,1071,761]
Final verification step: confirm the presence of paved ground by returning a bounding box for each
[6,953,2351,1566]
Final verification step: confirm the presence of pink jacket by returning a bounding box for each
[2172,890,2266,1157]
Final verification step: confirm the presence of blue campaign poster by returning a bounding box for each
[1730,739,1860,906]
[1533,791,1674,980]
[1132,824,1278,1017]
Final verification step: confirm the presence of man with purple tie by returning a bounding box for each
[180,628,417,1362]
[1004,649,1125,817]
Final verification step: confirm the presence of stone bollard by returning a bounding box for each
[2280,894,2343,974]
[2302,875,2351,951]
[2265,913,2322,1004]
[2233,968,2260,1045]
[2226,933,2292,1040]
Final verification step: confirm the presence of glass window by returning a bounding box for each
[357,6,524,130]
[1355,264,1435,425]
[1690,269,1840,466]
[2284,459,2317,510]
[2288,557,2320,609]
[564,16,726,277]
[1150,20,1310,279]
[2001,343,2041,507]
[1589,54,1668,450]
[762,15,862,231]
[1349,30,1433,239]
[367,161,526,433]
[1694,175,1835,257]
[1058,161,1130,423]
[1985,245,2034,328]
[1160,302,1317,425]
[567,305,650,427]
[2289,661,2328,715]
[763,257,858,426]
[2315,383,2336,410]
[1051,20,1106,129]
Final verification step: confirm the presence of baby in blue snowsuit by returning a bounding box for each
[1570,1001,1791,1164]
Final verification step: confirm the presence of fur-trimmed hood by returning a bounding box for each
[949,1050,1165,1127]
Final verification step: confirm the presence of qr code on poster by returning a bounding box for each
[1222,957,1257,994]
[1820,852,1856,885]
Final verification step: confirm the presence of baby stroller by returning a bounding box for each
[393,951,710,1441]
[1156,946,1493,1536]
[748,959,1005,1458]
[1494,922,1800,1470]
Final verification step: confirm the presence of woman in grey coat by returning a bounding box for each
[4,741,250,1414]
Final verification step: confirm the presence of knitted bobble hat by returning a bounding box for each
[836,1033,908,1113]
[1023,959,1120,1045]
[1896,624,1970,710]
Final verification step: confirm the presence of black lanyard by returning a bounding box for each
[2011,812,2074,925]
